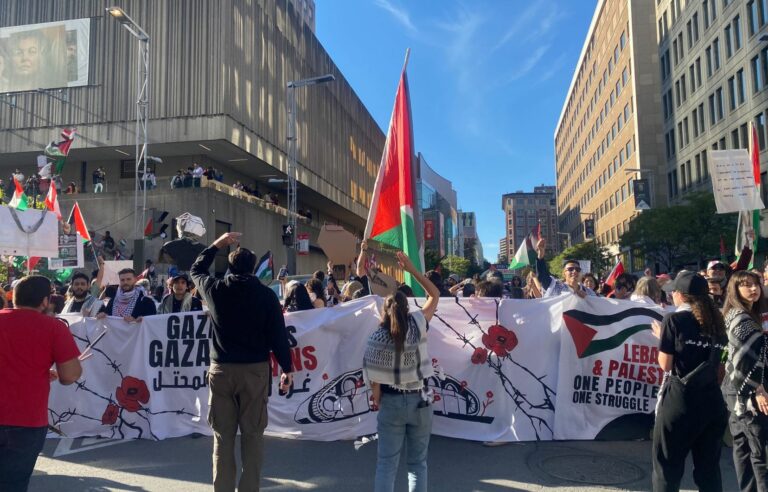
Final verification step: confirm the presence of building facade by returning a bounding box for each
[498,237,508,263]
[501,185,559,260]
[657,0,768,205]
[418,153,461,259]
[0,0,384,273]
[459,210,484,265]
[554,0,666,252]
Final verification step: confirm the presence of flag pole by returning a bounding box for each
[403,47,411,72]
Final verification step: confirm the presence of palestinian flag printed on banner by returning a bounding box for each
[363,53,424,296]
[563,306,663,359]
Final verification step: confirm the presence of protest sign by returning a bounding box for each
[710,149,765,213]
[0,207,58,257]
[50,296,665,442]
[317,225,358,266]
[49,231,84,269]
[100,260,134,286]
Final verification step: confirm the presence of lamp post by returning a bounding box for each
[285,74,335,274]
[106,6,149,270]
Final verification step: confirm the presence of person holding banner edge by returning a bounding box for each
[363,250,439,492]
[190,232,293,492]
[652,271,728,492]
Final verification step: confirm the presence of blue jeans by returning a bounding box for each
[375,392,432,492]
[0,425,47,492]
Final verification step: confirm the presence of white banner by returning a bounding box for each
[50,296,667,442]
[710,149,765,213]
[0,207,58,257]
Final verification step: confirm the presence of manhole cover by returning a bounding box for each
[539,454,645,485]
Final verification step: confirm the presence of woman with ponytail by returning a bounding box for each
[363,251,440,492]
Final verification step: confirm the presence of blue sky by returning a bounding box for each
[317,1,596,261]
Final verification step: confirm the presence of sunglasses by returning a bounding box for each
[565,266,582,273]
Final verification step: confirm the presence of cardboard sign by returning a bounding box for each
[101,260,134,286]
[710,150,765,213]
[367,271,398,297]
[317,225,358,265]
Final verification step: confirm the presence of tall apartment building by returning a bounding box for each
[459,211,484,265]
[657,0,768,204]
[498,238,508,263]
[502,186,559,260]
[554,0,666,252]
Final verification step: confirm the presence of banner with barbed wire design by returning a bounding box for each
[49,296,666,442]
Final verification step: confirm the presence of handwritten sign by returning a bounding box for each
[710,150,765,213]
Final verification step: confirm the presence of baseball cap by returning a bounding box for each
[170,273,190,283]
[655,273,671,281]
[707,260,726,270]
[448,274,461,283]
[662,271,708,295]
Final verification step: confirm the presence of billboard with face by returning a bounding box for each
[0,18,91,94]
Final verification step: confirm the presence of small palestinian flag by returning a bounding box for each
[45,128,76,174]
[508,224,540,270]
[44,180,61,220]
[255,250,273,282]
[604,260,624,288]
[67,202,91,242]
[8,177,28,210]
[563,307,663,359]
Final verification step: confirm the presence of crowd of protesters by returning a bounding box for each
[5,227,768,492]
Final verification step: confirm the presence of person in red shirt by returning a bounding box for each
[0,275,81,492]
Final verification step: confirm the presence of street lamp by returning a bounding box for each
[285,73,335,274]
[624,167,655,210]
[106,6,150,271]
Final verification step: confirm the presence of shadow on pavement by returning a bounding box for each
[31,472,147,491]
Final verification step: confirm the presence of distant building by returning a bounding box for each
[418,153,461,258]
[502,186,559,259]
[498,237,508,263]
[459,211,484,265]
[554,0,666,252]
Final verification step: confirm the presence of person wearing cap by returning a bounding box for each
[721,270,768,491]
[652,271,728,492]
[535,238,595,298]
[158,274,202,314]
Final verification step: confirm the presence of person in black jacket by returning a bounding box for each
[190,232,293,492]
[96,268,157,322]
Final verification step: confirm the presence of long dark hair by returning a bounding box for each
[382,291,409,352]
[284,282,314,311]
[305,278,326,304]
[723,270,763,324]
[678,293,726,338]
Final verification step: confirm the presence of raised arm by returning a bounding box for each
[356,240,369,278]
[535,238,553,290]
[396,251,440,322]
[191,232,242,294]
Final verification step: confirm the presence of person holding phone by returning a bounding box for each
[363,251,440,492]
[191,232,293,492]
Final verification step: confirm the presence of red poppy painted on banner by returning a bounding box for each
[471,347,489,365]
[101,403,119,425]
[116,376,150,412]
[481,325,518,357]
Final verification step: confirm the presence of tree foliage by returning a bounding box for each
[440,255,471,279]
[548,240,612,277]
[619,192,736,271]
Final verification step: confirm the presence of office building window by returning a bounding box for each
[756,112,767,150]
[713,38,721,71]
[728,76,737,110]
[704,0,710,28]
[753,55,764,92]
[725,24,733,58]
[716,87,724,120]
[706,46,713,76]
[734,15,742,51]
[698,102,706,132]
[749,0,759,35]
[737,68,746,104]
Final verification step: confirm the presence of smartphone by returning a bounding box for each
[278,266,287,279]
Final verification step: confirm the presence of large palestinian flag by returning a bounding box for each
[363,54,424,296]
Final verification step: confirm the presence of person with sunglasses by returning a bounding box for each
[535,238,595,298]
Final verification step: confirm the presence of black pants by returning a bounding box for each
[0,425,47,492]
[730,411,768,492]
[652,379,728,492]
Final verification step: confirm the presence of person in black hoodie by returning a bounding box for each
[96,268,156,322]
[191,232,293,492]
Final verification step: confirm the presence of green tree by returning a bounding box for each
[440,255,471,278]
[548,240,612,277]
[424,248,441,271]
[619,192,736,271]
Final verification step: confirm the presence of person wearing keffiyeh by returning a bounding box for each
[97,268,156,322]
[722,271,768,491]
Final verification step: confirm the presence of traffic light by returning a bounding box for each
[145,209,169,239]
[282,224,294,246]
[584,218,595,240]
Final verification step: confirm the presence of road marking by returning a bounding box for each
[263,477,320,490]
[53,437,128,457]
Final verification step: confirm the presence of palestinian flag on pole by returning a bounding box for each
[604,260,624,288]
[67,202,91,242]
[735,122,763,268]
[508,224,540,270]
[363,50,424,296]
[44,180,62,220]
[8,177,28,210]
[45,128,76,174]
[255,251,273,282]
[563,307,663,359]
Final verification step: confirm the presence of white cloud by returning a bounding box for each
[373,0,417,33]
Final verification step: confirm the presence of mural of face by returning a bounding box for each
[12,35,42,76]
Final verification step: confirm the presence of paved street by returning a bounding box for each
[31,435,740,491]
